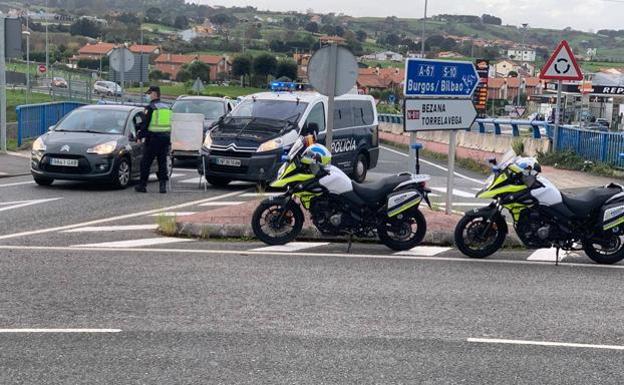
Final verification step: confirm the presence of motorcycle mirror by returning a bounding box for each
[487,157,497,165]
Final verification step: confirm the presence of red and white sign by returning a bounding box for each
[38,64,47,73]
[540,40,583,81]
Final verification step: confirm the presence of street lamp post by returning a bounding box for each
[517,23,529,108]
[45,0,49,80]
[22,30,30,103]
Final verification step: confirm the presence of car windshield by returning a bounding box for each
[172,100,224,119]
[231,99,308,123]
[55,109,128,134]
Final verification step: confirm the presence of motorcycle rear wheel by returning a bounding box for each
[454,213,507,258]
[377,209,427,251]
[583,234,624,265]
[252,198,304,245]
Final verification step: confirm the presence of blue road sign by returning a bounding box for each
[403,59,479,97]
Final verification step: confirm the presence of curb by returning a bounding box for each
[164,222,523,248]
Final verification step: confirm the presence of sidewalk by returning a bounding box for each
[0,151,30,178]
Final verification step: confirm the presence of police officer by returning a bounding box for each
[135,85,171,193]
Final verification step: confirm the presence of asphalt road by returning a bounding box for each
[1,148,623,383]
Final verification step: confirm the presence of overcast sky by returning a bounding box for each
[195,0,621,31]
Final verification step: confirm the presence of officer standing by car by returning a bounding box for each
[135,85,171,193]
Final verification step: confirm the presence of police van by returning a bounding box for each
[199,90,379,186]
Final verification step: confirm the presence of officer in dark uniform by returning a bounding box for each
[135,85,171,193]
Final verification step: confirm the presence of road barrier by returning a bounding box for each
[16,101,85,146]
[556,125,624,167]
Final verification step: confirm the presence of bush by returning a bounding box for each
[537,150,617,177]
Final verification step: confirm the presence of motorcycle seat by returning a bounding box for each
[352,174,412,204]
[561,187,622,218]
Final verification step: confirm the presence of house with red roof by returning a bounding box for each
[154,53,231,81]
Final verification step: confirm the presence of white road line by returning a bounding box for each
[381,146,483,185]
[438,203,486,207]
[467,338,624,351]
[63,224,158,233]
[0,172,7,176]
[0,181,35,188]
[3,245,624,270]
[240,192,283,198]
[149,212,197,217]
[0,328,121,333]
[0,197,63,213]
[199,201,246,207]
[0,189,246,241]
[395,246,452,256]
[179,177,202,184]
[251,242,330,252]
[5,151,30,159]
[430,187,476,198]
[74,237,195,248]
[148,173,186,182]
[527,248,569,262]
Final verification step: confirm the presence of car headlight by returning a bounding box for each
[87,140,117,155]
[32,137,46,152]
[203,133,213,149]
[257,138,283,153]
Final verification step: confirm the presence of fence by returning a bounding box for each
[556,126,624,168]
[16,102,86,146]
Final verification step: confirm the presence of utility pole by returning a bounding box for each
[45,0,49,81]
[1,17,7,153]
[23,30,31,104]
[139,28,144,90]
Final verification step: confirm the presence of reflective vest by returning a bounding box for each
[148,102,172,133]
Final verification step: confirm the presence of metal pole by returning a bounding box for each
[445,130,457,215]
[1,17,7,153]
[120,48,125,99]
[411,0,427,174]
[45,0,49,80]
[139,29,144,90]
[553,79,562,151]
[325,43,337,148]
[24,32,30,104]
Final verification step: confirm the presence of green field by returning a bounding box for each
[128,84,265,98]
[7,89,54,122]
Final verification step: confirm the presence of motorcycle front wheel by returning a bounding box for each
[377,209,427,251]
[454,213,507,258]
[252,198,304,245]
[583,234,624,264]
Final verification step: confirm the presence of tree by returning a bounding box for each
[69,18,102,38]
[304,21,319,33]
[385,33,401,47]
[210,13,236,27]
[508,70,518,77]
[232,55,252,85]
[356,30,367,42]
[177,60,211,82]
[149,69,170,81]
[276,59,298,81]
[481,14,502,25]
[320,24,336,36]
[174,15,189,30]
[334,25,345,37]
[253,53,277,84]
[145,7,162,23]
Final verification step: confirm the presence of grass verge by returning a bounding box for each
[156,214,178,236]
[537,150,624,178]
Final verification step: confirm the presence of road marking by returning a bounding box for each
[240,192,283,198]
[527,248,569,262]
[63,224,158,233]
[467,338,624,351]
[0,189,246,241]
[0,181,35,188]
[0,197,62,213]
[149,173,186,182]
[0,172,7,176]
[149,212,197,217]
[3,245,624,270]
[74,237,195,248]
[381,146,483,185]
[395,246,452,256]
[251,242,330,252]
[6,151,30,159]
[438,202,486,207]
[0,328,121,333]
[430,187,475,198]
[199,201,246,207]
[179,177,202,184]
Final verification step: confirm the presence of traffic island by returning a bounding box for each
[161,199,523,247]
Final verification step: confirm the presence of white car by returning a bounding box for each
[94,81,122,97]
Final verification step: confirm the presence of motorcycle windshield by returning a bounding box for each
[498,149,518,171]
[287,137,304,161]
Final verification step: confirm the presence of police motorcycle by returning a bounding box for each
[251,135,432,251]
[454,151,624,264]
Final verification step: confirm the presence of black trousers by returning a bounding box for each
[139,133,170,185]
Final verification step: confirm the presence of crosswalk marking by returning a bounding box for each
[73,237,194,249]
[527,248,570,262]
[63,224,158,233]
[179,176,202,184]
[251,242,330,252]
[0,197,62,213]
[430,187,475,198]
[395,246,452,256]
[148,173,186,182]
[199,201,246,207]
[240,192,283,198]
[438,203,485,207]
[149,212,197,217]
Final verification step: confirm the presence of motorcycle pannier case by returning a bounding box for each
[601,202,624,232]
[387,190,422,217]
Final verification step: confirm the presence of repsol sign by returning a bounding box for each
[330,138,357,154]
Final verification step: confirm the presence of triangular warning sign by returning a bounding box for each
[540,40,583,81]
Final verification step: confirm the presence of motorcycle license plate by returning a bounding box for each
[50,158,79,167]
[216,157,242,167]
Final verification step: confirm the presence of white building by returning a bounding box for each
[507,48,536,62]
[361,51,404,62]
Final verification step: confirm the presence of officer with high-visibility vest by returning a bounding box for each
[135,85,171,193]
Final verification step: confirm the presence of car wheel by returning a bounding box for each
[113,158,131,189]
[33,175,54,186]
[351,152,368,183]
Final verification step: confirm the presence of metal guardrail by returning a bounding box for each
[475,118,552,139]
[16,101,86,146]
[557,126,624,167]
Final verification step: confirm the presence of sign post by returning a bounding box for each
[403,58,479,214]
[539,40,583,151]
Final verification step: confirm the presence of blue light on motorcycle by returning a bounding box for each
[281,155,288,162]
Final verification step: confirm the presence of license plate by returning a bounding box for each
[215,157,241,167]
[50,158,79,167]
